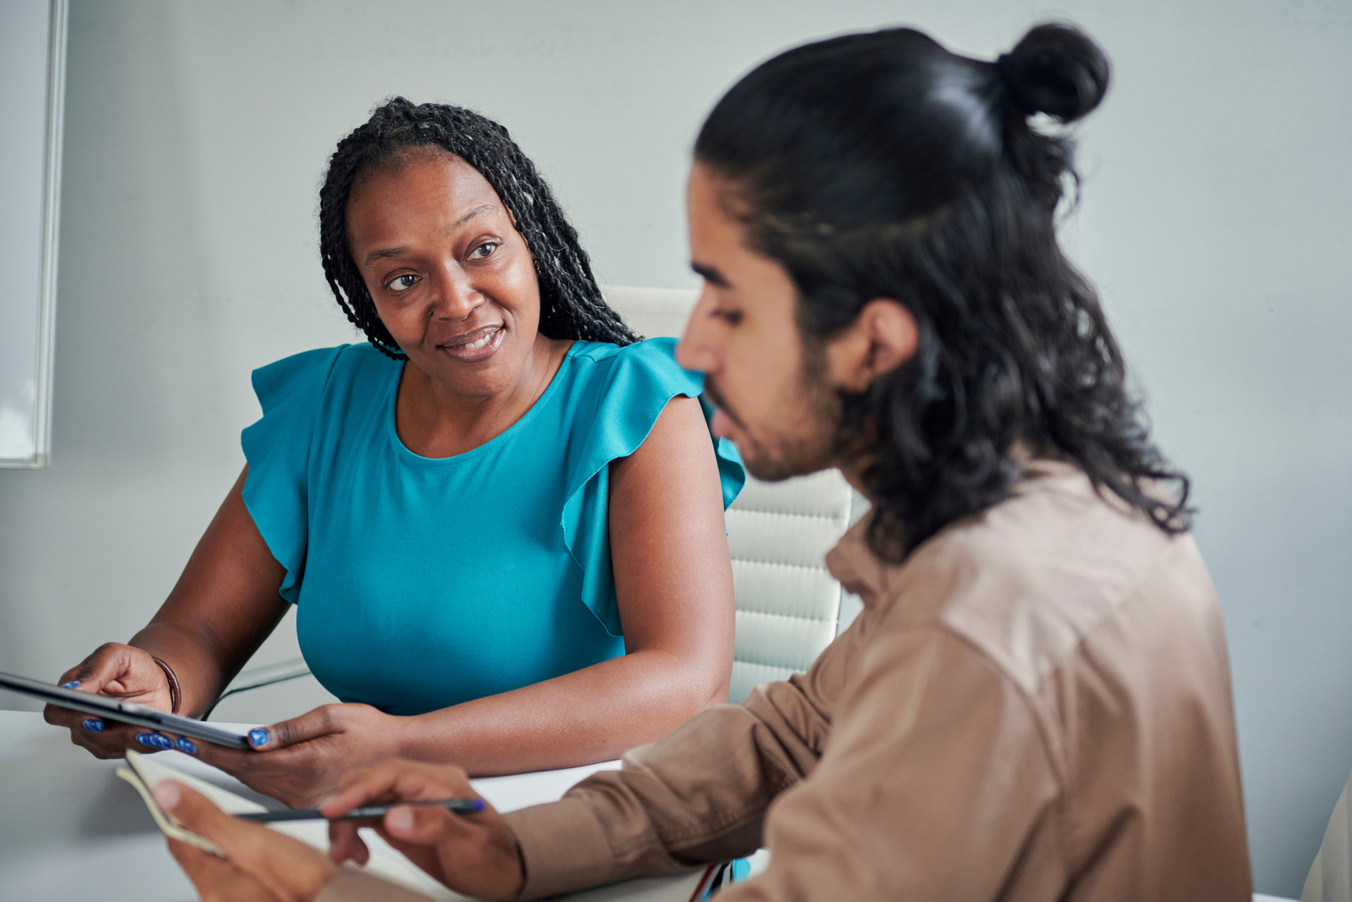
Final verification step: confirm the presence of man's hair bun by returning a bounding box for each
[995,23,1110,122]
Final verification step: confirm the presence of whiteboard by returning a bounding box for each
[0,0,66,468]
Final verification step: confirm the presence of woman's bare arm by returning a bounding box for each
[45,466,290,755]
[190,396,736,802]
[135,465,291,713]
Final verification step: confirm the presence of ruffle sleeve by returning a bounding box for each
[560,338,745,637]
[239,346,346,604]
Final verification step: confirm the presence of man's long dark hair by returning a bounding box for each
[696,23,1190,561]
[319,97,637,358]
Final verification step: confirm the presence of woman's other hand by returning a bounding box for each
[324,759,525,902]
[153,779,336,902]
[192,703,406,808]
[43,642,174,759]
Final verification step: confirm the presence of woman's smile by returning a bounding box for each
[436,323,505,362]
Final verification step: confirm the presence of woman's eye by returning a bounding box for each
[468,241,500,260]
[386,274,418,293]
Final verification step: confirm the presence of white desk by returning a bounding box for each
[0,710,657,902]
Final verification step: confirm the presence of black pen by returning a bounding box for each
[236,798,486,823]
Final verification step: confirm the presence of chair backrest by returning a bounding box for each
[603,285,854,703]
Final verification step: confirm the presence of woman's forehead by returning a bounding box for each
[346,149,506,235]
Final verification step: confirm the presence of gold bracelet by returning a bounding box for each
[150,656,182,715]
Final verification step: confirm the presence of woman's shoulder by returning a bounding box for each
[256,341,390,380]
[251,342,394,411]
[564,337,702,399]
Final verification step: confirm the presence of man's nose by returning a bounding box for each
[676,289,721,372]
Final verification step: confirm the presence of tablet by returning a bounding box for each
[0,670,252,749]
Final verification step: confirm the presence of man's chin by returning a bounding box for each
[736,444,833,484]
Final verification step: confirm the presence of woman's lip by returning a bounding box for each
[437,325,504,362]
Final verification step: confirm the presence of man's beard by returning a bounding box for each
[711,337,845,483]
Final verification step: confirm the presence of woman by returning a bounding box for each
[45,98,743,807]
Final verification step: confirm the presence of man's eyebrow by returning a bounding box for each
[691,262,730,288]
[361,205,498,267]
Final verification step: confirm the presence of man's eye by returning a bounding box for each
[386,274,419,293]
[469,241,500,260]
[713,308,743,326]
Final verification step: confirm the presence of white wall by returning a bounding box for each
[0,1,1348,894]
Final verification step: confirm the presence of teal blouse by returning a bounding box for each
[240,338,743,717]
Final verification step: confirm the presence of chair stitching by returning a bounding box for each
[730,558,838,572]
[735,608,838,625]
[728,507,850,522]
[732,657,810,673]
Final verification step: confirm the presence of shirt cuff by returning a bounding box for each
[504,798,618,900]
[314,866,435,902]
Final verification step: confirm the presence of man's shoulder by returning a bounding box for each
[878,461,1211,694]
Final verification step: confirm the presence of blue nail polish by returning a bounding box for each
[248,728,270,748]
[174,737,196,754]
[155,734,174,750]
[82,719,104,732]
[60,681,80,689]
[135,733,155,746]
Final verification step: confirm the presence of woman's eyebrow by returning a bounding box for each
[361,205,500,266]
[364,246,409,266]
[453,203,495,228]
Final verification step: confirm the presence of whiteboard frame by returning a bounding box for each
[0,0,67,469]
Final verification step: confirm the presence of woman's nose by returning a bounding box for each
[429,265,482,319]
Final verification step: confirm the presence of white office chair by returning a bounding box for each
[1298,765,1352,902]
[211,285,854,716]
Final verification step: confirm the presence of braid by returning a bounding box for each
[318,97,638,359]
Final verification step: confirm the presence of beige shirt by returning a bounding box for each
[323,460,1253,901]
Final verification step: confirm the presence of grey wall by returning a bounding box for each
[0,1,1348,894]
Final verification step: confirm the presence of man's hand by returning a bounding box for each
[191,703,405,808]
[153,780,336,902]
[324,759,526,902]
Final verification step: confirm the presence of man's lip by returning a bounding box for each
[703,380,743,433]
[710,407,737,440]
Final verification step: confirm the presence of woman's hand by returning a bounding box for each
[43,642,174,759]
[191,703,407,808]
[153,779,336,902]
[324,759,525,902]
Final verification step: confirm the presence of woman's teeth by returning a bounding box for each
[462,333,494,350]
[448,328,498,351]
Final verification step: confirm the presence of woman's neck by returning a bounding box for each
[395,334,572,458]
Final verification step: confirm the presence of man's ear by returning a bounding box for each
[826,299,919,393]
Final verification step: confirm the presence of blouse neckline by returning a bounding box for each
[385,341,586,465]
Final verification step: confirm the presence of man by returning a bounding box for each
[155,21,1252,901]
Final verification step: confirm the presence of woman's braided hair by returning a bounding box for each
[318,97,638,359]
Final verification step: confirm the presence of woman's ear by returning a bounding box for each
[826,299,919,393]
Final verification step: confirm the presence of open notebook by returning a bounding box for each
[117,751,716,902]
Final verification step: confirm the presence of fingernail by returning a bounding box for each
[248,728,270,748]
[60,681,80,689]
[136,733,156,747]
[82,719,104,732]
[153,781,181,810]
[174,737,196,755]
[386,807,414,833]
[154,734,174,750]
